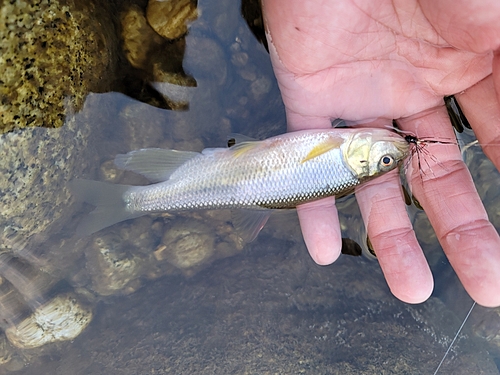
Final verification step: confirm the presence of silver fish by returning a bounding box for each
[71,128,409,241]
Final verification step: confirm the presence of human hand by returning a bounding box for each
[261,0,500,306]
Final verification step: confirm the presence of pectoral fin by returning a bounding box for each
[114,148,200,182]
[232,209,272,243]
[229,141,261,158]
[301,136,343,163]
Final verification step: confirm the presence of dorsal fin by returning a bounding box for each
[229,141,261,158]
[114,148,199,183]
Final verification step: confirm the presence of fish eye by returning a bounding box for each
[380,155,394,167]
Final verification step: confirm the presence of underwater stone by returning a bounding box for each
[161,219,215,273]
[120,5,164,70]
[0,97,101,253]
[5,294,92,349]
[85,232,143,296]
[0,0,114,133]
[146,0,198,40]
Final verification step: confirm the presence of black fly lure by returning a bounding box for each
[401,133,456,180]
[398,133,458,210]
[399,94,469,177]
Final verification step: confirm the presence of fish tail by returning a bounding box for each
[69,179,143,236]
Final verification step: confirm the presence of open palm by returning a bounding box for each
[262,0,500,306]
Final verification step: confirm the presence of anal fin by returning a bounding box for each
[232,209,272,243]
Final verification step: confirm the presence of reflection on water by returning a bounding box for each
[0,0,500,373]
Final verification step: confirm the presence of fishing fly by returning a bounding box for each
[401,133,457,180]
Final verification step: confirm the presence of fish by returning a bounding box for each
[70,128,409,241]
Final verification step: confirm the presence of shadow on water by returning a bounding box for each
[1,0,500,373]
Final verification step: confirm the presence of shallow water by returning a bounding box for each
[1,0,500,374]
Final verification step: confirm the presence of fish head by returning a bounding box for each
[342,129,409,179]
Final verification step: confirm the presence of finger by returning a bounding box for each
[285,109,341,265]
[494,51,500,114]
[456,75,500,170]
[399,106,500,307]
[296,197,342,265]
[356,171,434,304]
[286,111,332,132]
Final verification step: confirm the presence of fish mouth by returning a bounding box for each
[393,139,410,159]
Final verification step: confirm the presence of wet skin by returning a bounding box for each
[262,0,500,306]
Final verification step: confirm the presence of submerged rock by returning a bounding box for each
[0,94,105,254]
[5,293,92,349]
[146,0,198,40]
[120,5,164,70]
[0,0,115,133]
[19,241,498,374]
[85,232,144,296]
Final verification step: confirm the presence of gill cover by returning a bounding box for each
[342,132,372,178]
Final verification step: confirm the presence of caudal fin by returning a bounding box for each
[69,179,143,236]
